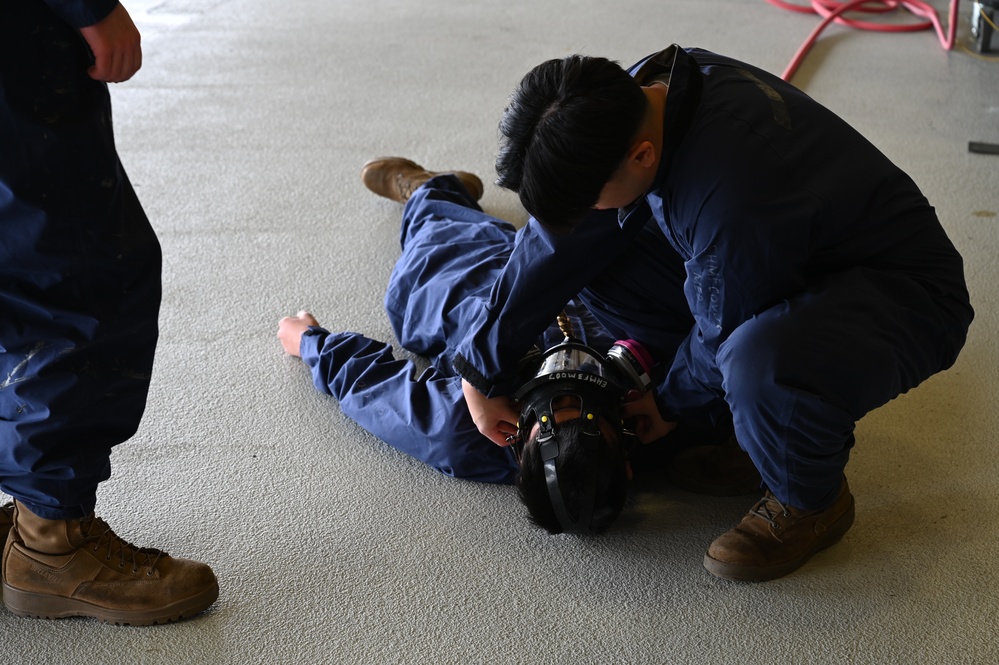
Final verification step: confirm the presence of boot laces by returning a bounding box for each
[80,516,165,575]
[394,170,431,201]
[749,492,790,528]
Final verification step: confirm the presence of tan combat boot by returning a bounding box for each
[703,477,855,582]
[361,156,484,203]
[2,501,218,625]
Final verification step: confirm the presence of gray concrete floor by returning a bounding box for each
[3,1,998,663]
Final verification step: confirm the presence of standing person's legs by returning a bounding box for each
[0,177,161,518]
[0,0,160,523]
[0,0,217,624]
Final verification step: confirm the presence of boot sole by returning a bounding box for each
[702,496,856,582]
[2,581,219,626]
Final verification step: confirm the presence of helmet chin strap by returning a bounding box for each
[537,406,602,533]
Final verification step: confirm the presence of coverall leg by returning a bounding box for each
[385,175,517,361]
[717,225,972,510]
[0,1,162,519]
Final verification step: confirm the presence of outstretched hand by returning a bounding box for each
[277,311,320,357]
[79,3,142,83]
[622,390,677,444]
[462,379,520,447]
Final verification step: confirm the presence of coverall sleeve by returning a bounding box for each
[42,0,120,27]
[299,327,518,484]
[452,210,644,396]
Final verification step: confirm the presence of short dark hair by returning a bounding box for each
[515,419,629,534]
[496,55,648,233]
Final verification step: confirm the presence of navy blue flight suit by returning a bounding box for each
[452,46,974,511]
[0,0,162,519]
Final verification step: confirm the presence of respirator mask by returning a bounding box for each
[513,313,654,533]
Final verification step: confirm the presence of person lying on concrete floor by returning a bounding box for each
[278,163,757,535]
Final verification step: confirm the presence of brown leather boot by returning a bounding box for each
[361,156,484,203]
[667,435,762,496]
[703,478,855,582]
[2,501,218,625]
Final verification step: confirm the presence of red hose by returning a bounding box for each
[768,0,960,80]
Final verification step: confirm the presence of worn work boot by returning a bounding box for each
[361,156,484,203]
[703,477,855,582]
[2,501,218,625]
[667,435,762,496]
[0,502,13,553]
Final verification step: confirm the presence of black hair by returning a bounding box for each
[515,419,629,534]
[496,55,648,233]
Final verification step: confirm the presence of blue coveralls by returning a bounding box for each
[299,176,639,484]
[452,46,974,511]
[0,0,162,519]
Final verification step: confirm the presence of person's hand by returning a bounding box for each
[621,390,676,444]
[78,3,142,83]
[277,311,320,357]
[462,379,520,447]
